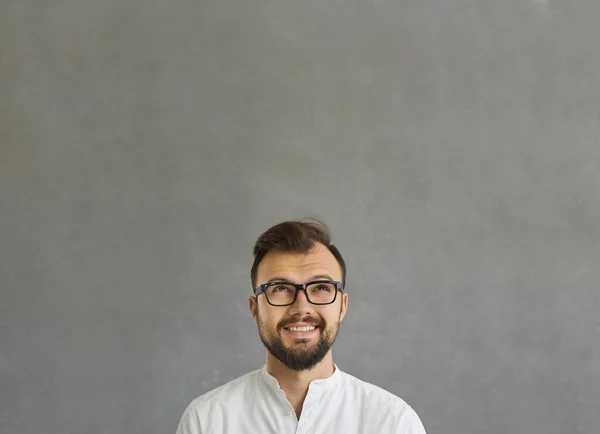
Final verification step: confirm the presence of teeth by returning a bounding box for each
[288,326,316,332]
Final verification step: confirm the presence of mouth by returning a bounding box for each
[282,325,320,338]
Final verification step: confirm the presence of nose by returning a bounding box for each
[287,288,313,314]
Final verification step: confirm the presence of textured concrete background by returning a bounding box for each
[1,1,600,433]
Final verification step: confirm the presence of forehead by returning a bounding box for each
[256,243,342,284]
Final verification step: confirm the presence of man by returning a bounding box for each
[176,220,426,433]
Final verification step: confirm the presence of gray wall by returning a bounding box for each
[1,1,599,433]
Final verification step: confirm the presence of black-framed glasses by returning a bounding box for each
[254,280,344,306]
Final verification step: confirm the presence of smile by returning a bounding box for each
[283,325,319,337]
[287,326,316,332]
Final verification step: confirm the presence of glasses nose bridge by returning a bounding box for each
[291,283,311,305]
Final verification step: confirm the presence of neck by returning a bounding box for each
[265,352,336,417]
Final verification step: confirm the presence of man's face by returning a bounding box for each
[249,243,348,371]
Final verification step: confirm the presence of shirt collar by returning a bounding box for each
[260,362,343,394]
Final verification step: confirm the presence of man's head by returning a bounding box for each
[249,220,348,371]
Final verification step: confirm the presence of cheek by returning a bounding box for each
[258,310,282,330]
[322,306,340,320]
[322,310,343,328]
[323,315,336,326]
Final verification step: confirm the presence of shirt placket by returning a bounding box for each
[295,383,322,434]
[270,384,298,433]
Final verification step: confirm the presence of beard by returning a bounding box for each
[257,311,341,371]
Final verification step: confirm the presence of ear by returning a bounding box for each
[249,296,259,325]
[339,292,349,322]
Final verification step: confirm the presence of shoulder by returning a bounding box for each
[178,369,261,421]
[176,369,263,434]
[339,370,409,408]
[188,368,261,411]
[337,370,425,431]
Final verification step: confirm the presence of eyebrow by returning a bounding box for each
[266,274,335,283]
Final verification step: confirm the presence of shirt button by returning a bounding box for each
[285,409,291,416]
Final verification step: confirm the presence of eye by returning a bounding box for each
[315,285,331,292]
[272,285,291,293]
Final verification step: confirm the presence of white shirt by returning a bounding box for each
[176,364,426,434]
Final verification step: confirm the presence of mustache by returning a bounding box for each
[278,317,325,329]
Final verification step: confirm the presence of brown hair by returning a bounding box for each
[250,219,346,289]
